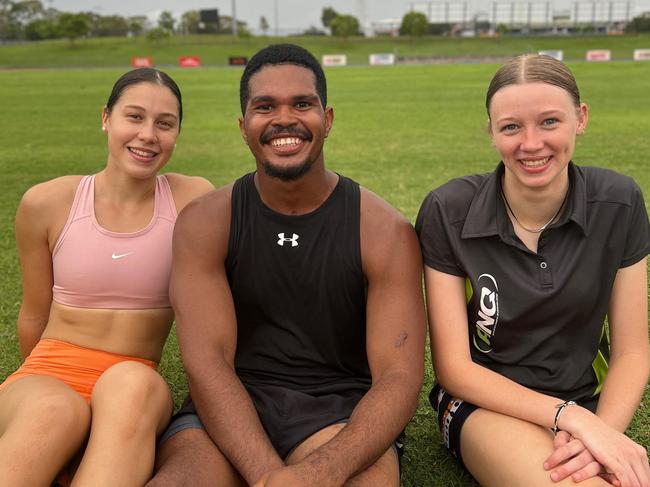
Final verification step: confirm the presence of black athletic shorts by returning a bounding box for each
[430,383,600,470]
[430,383,478,470]
[160,382,404,462]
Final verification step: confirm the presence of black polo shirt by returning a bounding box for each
[416,162,649,408]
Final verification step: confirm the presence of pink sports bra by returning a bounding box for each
[52,175,177,309]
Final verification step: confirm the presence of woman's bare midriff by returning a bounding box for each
[41,302,174,362]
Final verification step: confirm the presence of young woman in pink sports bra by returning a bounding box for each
[0,68,214,486]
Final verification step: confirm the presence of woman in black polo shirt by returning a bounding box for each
[416,54,649,487]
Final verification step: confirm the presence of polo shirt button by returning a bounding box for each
[540,261,548,269]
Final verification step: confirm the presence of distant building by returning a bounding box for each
[370,18,402,36]
[405,1,648,35]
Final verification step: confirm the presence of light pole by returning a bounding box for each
[232,0,237,35]
[274,0,279,36]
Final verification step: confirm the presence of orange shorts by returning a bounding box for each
[0,338,157,403]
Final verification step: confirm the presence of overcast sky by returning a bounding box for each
[49,0,650,34]
[49,0,408,33]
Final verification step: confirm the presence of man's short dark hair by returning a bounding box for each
[239,44,327,115]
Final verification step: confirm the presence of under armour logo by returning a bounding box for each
[277,232,299,247]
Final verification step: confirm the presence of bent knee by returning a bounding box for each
[461,408,552,449]
[4,381,90,437]
[94,361,169,404]
[92,361,171,427]
[152,429,244,486]
[38,391,89,431]
[458,409,607,487]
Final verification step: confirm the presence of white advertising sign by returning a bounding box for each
[369,53,396,65]
[633,49,650,61]
[322,54,347,67]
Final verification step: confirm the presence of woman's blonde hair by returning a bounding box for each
[486,54,581,117]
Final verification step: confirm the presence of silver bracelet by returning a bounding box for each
[552,400,577,435]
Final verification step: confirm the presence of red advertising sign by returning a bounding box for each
[179,56,202,68]
[229,56,248,66]
[131,56,153,68]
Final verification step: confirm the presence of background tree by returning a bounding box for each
[94,15,128,37]
[217,15,249,35]
[321,6,338,29]
[128,16,147,36]
[0,0,20,40]
[41,3,56,21]
[302,25,326,36]
[158,10,175,34]
[400,11,428,36]
[625,14,650,33]
[496,22,509,36]
[259,15,269,35]
[180,10,199,35]
[10,0,42,25]
[56,12,89,45]
[24,17,55,39]
[330,13,360,38]
[146,26,170,41]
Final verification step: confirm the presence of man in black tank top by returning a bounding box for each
[148,44,426,487]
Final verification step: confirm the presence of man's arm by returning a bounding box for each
[171,188,284,485]
[263,190,427,486]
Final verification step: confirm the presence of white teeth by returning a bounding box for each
[520,157,550,167]
[129,147,156,157]
[270,137,301,147]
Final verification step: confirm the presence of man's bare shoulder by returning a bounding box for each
[358,186,421,278]
[163,172,215,212]
[174,182,235,245]
[359,186,413,237]
[179,182,233,217]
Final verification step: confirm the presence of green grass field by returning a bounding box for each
[0,43,649,486]
[0,33,650,67]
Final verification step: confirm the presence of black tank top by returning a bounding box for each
[226,172,371,393]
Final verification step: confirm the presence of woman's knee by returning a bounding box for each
[458,409,610,487]
[1,378,90,440]
[35,388,90,430]
[92,361,172,425]
[95,361,169,401]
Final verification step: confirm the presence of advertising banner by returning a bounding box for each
[322,54,347,67]
[586,50,611,61]
[633,49,650,61]
[179,56,201,68]
[131,57,153,68]
[369,53,396,66]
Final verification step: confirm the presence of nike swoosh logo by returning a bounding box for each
[111,252,132,260]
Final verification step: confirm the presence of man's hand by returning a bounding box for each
[252,464,324,487]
